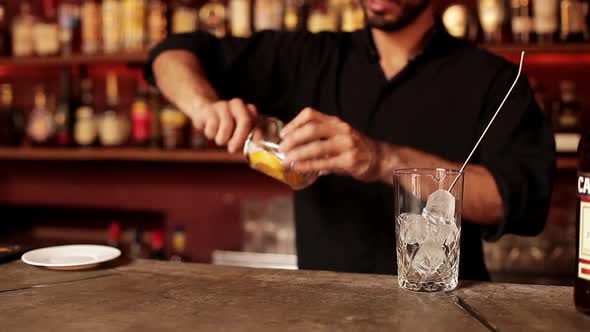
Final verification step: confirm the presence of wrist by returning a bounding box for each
[191,94,218,110]
[375,142,403,185]
[177,94,219,117]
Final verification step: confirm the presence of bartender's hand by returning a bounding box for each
[190,98,259,153]
[279,108,380,181]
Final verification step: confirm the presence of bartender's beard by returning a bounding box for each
[361,0,431,32]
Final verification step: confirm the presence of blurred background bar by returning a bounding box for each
[0,0,587,285]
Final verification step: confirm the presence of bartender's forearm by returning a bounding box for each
[374,142,504,225]
[152,50,219,115]
[152,50,259,152]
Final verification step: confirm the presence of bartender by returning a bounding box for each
[145,0,555,280]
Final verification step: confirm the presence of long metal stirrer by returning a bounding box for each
[448,51,526,192]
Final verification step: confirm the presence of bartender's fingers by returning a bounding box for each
[192,113,206,132]
[227,99,255,153]
[203,108,220,140]
[280,107,327,138]
[283,137,343,163]
[291,155,346,175]
[213,102,235,146]
[280,121,337,153]
[246,103,259,118]
[191,102,213,131]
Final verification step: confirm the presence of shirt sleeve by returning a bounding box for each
[477,63,556,241]
[143,30,315,121]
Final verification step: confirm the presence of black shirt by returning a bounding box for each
[145,25,556,281]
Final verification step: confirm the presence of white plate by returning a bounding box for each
[22,245,121,270]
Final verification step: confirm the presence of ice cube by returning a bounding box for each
[411,239,446,277]
[399,213,429,245]
[424,189,456,221]
[429,220,459,246]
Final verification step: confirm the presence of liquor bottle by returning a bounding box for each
[12,0,36,57]
[147,0,167,48]
[478,0,506,43]
[131,81,152,147]
[147,87,161,148]
[102,0,122,53]
[149,230,166,260]
[511,0,532,43]
[532,0,558,43]
[442,4,479,41]
[229,0,252,37]
[58,2,82,55]
[0,1,10,56]
[122,0,147,52]
[98,72,129,147]
[170,226,190,262]
[74,76,98,148]
[283,0,306,31]
[54,69,74,147]
[552,81,583,154]
[199,0,227,38]
[307,1,338,33]
[576,128,590,315]
[33,0,60,56]
[81,0,101,54]
[254,0,284,31]
[172,0,198,34]
[107,221,122,249]
[341,0,364,32]
[560,0,589,41]
[27,85,55,146]
[129,227,147,259]
[160,104,188,149]
[0,84,24,147]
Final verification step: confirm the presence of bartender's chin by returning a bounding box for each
[363,0,431,32]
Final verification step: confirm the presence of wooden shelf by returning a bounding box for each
[0,53,148,67]
[483,43,590,54]
[481,43,590,64]
[0,147,246,163]
[0,43,586,67]
[0,147,575,169]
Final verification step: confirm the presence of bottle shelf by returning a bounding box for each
[482,43,590,65]
[0,43,587,67]
[0,53,148,67]
[0,147,576,169]
[483,43,590,54]
[0,147,246,163]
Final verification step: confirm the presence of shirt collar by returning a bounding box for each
[356,18,453,64]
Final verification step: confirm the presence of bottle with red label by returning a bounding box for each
[131,81,152,147]
[107,221,122,249]
[576,129,590,315]
[149,229,166,260]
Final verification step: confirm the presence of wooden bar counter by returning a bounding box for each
[0,259,589,331]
